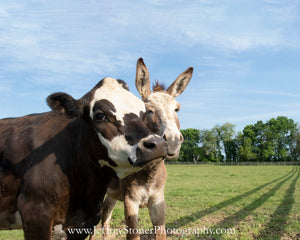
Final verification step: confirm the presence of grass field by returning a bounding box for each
[1,165,299,240]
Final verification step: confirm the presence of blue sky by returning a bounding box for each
[0,0,299,132]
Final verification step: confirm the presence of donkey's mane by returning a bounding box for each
[152,81,166,92]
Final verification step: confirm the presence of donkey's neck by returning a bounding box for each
[140,159,166,181]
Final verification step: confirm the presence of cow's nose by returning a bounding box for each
[142,135,166,151]
[135,135,167,167]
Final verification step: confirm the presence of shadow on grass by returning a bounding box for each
[166,167,297,229]
[256,167,300,240]
[208,166,298,238]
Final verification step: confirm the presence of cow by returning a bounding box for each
[96,59,193,240]
[0,77,167,240]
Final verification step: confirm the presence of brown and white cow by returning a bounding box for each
[98,59,193,240]
[0,77,167,240]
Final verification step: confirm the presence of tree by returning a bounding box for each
[199,128,219,162]
[292,126,300,160]
[178,128,200,162]
[225,138,240,162]
[198,123,236,162]
[216,123,236,161]
[238,136,256,161]
[266,116,297,161]
[238,116,297,161]
[177,116,299,162]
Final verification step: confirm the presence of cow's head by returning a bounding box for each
[135,58,193,160]
[47,77,167,178]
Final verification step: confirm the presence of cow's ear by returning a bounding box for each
[166,67,193,97]
[47,92,81,118]
[135,58,151,101]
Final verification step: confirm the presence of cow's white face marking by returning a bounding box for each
[98,134,138,165]
[89,78,146,176]
[90,78,145,124]
[146,92,183,159]
[99,159,141,179]
[98,133,163,179]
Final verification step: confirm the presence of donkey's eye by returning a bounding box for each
[94,112,106,121]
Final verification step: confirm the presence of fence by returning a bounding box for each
[165,161,300,166]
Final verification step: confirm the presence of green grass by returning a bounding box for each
[1,165,299,240]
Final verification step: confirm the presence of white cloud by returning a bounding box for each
[0,1,140,79]
[0,0,298,82]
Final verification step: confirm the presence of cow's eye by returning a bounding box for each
[94,112,106,121]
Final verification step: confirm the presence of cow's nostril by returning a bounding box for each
[143,141,156,149]
[163,135,167,141]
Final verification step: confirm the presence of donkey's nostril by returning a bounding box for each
[143,140,156,149]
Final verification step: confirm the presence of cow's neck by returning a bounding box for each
[64,117,104,164]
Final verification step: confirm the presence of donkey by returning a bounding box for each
[96,58,193,240]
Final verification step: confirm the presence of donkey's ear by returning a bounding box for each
[47,92,81,118]
[166,67,193,97]
[135,58,151,101]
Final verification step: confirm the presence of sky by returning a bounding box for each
[0,0,299,132]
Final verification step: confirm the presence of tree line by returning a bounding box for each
[176,116,300,162]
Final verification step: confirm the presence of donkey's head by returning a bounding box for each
[135,58,193,160]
